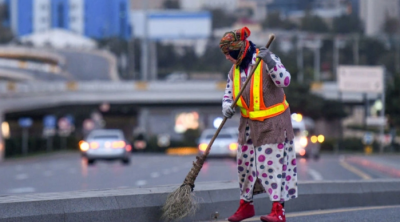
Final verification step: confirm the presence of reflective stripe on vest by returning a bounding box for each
[249,95,289,121]
[232,52,289,121]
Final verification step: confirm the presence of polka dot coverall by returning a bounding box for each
[222,52,298,202]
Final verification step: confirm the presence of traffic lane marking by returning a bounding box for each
[346,156,400,178]
[339,158,372,180]
[7,187,36,194]
[215,205,400,221]
[308,168,323,181]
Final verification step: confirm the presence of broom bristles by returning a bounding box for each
[161,184,198,221]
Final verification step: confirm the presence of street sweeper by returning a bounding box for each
[219,26,298,222]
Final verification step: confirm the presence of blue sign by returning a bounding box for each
[363,132,373,145]
[65,115,74,125]
[43,115,57,128]
[19,117,33,128]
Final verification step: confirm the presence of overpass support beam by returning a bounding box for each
[0,111,4,162]
[138,108,150,136]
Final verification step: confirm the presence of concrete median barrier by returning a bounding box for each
[1,179,400,222]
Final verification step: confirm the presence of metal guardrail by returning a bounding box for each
[0,81,226,96]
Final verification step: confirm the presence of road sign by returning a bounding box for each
[43,115,56,128]
[363,132,374,145]
[18,117,32,128]
[58,117,74,137]
[337,66,384,93]
[58,118,68,130]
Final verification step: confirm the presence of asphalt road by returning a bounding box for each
[1,152,400,196]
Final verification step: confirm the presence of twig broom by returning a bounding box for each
[162,34,276,221]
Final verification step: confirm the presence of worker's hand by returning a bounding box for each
[257,47,276,70]
[222,106,235,118]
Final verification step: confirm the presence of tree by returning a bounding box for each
[383,17,400,35]
[332,14,363,34]
[386,74,400,129]
[285,83,348,120]
[262,11,298,30]
[358,37,388,66]
[163,0,180,9]
[300,12,330,33]
[210,9,237,29]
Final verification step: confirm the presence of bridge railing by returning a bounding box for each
[0,81,227,96]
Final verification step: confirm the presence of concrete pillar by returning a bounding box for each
[0,111,4,162]
[138,108,150,135]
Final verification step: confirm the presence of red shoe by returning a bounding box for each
[260,202,286,222]
[227,199,255,222]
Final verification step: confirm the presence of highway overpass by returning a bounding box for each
[0,47,118,81]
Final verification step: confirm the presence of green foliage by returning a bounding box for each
[5,136,79,158]
[286,83,324,119]
[262,11,298,30]
[332,14,363,34]
[300,12,330,33]
[321,100,348,120]
[358,37,388,65]
[210,9,237,29]
[157,42,232,78]
[182,129,201,147]
[285,83,348,120]
[383,17,400,35]
[386,74,400,129]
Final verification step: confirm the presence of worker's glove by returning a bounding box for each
[222,106,235,118]
[257,47,276,70]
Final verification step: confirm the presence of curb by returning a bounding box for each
[1,180,400,222]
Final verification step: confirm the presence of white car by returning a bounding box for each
[198,127,239,159]
[79,129,132,165]
[292,115,321,159]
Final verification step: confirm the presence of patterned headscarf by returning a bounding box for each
[219,27,251,66]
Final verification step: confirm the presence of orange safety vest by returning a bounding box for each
[232,51,289,121]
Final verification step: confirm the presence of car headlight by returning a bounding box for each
[317,135,325,143]
[310,135,318,143]
[199,143,207,152]
[229,143,238,151]
[79,141,89,151]
[300,137,308,148]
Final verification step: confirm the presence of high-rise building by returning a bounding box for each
[360,0,400,36]
[180,0,238,12]
[5,0,131,39]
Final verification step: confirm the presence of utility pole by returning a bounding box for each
[0,112,4,162]
[314,45,320,82]
[128,39,136,79]
[141,0,149,81]
[297,37,304,83]
[379,67,386,153]
[353,34,359,65]
[304,38,321,82]
[396,36,400,73]
[150,41,158,80]
[333,36,339,80]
